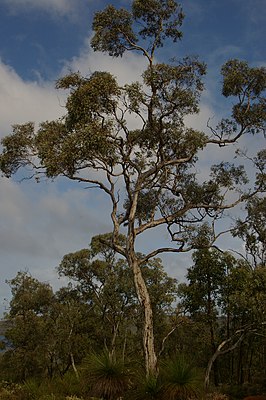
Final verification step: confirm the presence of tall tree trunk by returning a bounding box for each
[210,323,219,386]
[206,276,219,386]
[247,346,254,383]
[131,257,157,375]
[126,189,158,375]
[237,340,244,385]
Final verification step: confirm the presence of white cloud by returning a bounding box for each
[0,61,64,137]
[0,178,110,258]
[2,0,82,18]
[62,36,148,85]
[0,177,111,316]
[208,45,243,66]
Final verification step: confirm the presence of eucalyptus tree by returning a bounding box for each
[224,262,266,385]
[0,0,265,374]
[233,195,266,267]
[58,234,179,359]
[58,241,138,357]
[178,249,231,385]
[3,272,54,380]
[178,248,266,387]
[3,272,91,380]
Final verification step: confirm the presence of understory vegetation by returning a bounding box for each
[0,242,265,399]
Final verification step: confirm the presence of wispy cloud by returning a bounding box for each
[236,0,266,25]
[2,0,83,18]
[62,36,148,85]
[0,61,64,136]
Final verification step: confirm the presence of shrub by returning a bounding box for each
[82,351,129,400]
[160,355,203,400]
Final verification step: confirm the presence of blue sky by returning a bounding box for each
[0,0,265,316]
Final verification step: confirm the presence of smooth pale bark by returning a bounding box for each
[70,352,79,379]
[205,330,246,388]
[124,180,158,375]
[131,258,157,374]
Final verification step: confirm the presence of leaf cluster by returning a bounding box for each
[132,0,184,46]
[131,355,202,400]
[91,0,184,57]
[0,123,35,177]
[233,196,266,265]
[82,351,129,400]
[221,59,266,132]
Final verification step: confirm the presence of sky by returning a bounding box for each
[0,0,265,317]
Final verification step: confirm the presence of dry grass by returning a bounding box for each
[206,393,229,400]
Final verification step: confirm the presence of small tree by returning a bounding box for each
[178,247,266,388]
[3,272,54,380]
[3,272,91,380]
[0,0,265,374]
[58,235,179,359]
[178,249,230,385]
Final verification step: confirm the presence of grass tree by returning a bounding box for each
[161,355,203,400]
[82,351,129,400]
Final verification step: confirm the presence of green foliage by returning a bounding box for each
[225,262,266,325]
[178,249,230,321]
[7,271,53,317]
[233,196,266,266]
[128,356,203,400]
[62,71,120,121]
[3,372,87,400]
[254,149,266,190]
[1,241,179,383]
[90,233,127,261]
[2,271,92,382]
[143,58,206,111]
[221,60,266,133]
[82,351,129,399]
[0,123,34,178]
[91,0,184,58]
[222,59,266,98]
[178,248,266,388]
[210,162,248,189]
[91,5,136,57]
[23,378,48,400]
[129,371,163,400]
[132,0,184,45]
[160,355,203,399]
[57,239,179,357]
[35,117,113,178]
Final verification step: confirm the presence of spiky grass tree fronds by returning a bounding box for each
[83,351,129,400]
[127,371,163,400]
[160,355,203,400]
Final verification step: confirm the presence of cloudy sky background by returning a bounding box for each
[0,0,265,316]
